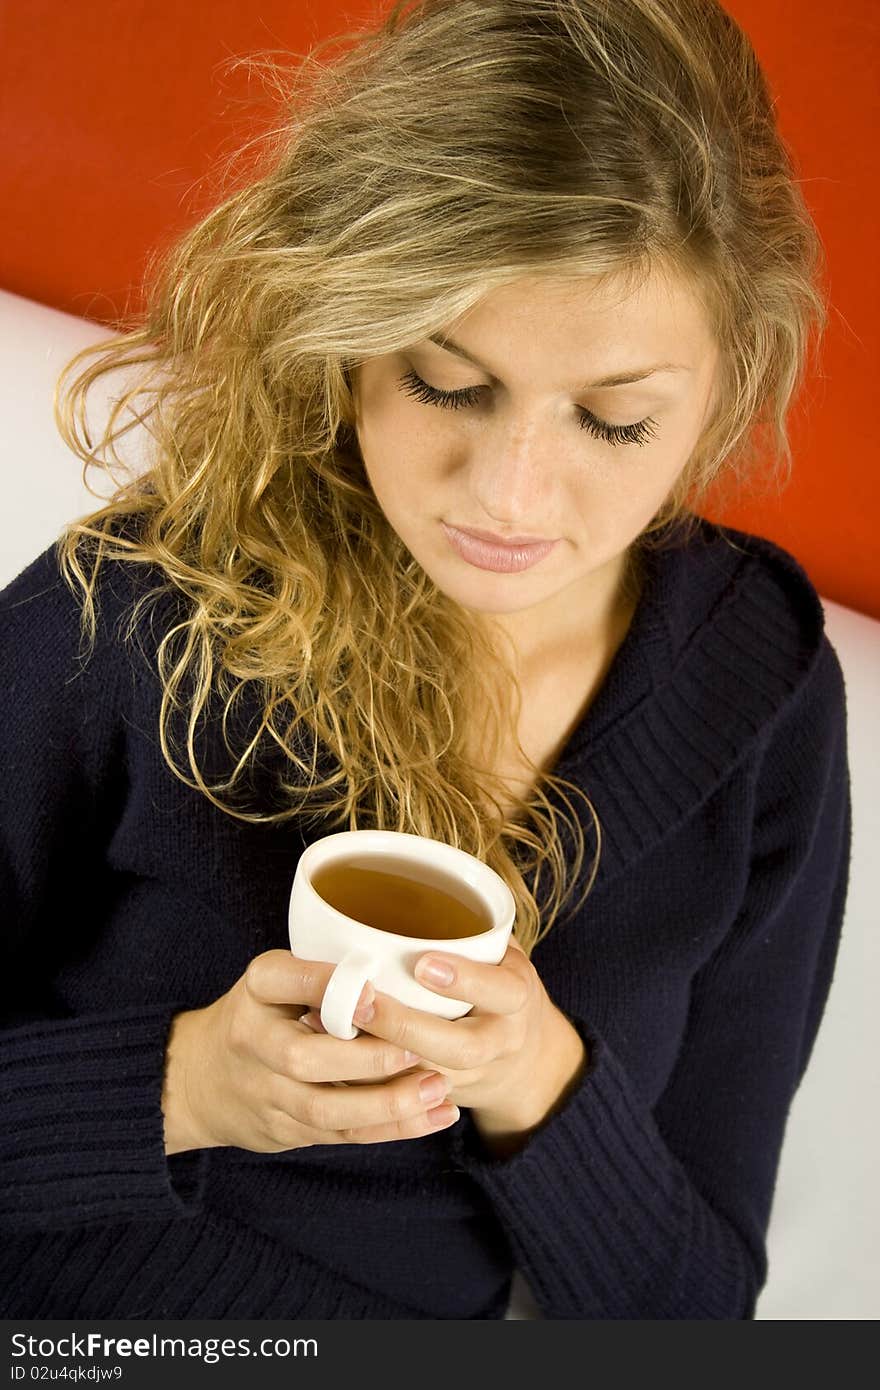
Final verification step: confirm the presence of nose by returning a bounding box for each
[464,422,552,529]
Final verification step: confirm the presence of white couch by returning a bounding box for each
[2,287,878,1320]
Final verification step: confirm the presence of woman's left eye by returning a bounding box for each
[396,368,657,448]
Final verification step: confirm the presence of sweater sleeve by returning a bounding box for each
[449,634,852,1319]
[0,544,207,1232]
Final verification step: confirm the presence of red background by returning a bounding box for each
[1,1,876,616]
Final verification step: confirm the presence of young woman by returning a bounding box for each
[0,0,850,1319]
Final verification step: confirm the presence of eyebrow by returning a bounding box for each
[426,333,688,389]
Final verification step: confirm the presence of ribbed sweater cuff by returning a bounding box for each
[449,1016,752,1318]
[1,1006,207,1231]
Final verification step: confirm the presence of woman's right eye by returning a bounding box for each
[397,367,484,411]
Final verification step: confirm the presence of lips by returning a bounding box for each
[441,522,559,574]
[451,524,552,546]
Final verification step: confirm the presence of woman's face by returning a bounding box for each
[351,266,720,659]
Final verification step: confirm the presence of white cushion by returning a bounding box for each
[754,596,880,1319]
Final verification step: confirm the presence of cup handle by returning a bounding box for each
[320,951,380,1040]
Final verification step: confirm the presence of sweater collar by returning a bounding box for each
[550,517,826,892]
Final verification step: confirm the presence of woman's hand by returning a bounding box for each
[300,940,589,1156]
[160,950,460,1155]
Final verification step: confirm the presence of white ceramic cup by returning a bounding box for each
[288,829,516,1040]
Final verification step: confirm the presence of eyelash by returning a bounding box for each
[397,368,657,448]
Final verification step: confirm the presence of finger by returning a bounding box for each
[338,1102,461,1144]
[353,987,508,1073]
[245,949,374,1017]
[268,1020,420,1084]
[274,1067,456,1136]
[411,945,531,1018]
[296,1014,420,1088]
[298,1011,327,1033]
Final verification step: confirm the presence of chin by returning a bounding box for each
[431,566,550,616]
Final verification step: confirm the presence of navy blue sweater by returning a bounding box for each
[0,518,851,1318]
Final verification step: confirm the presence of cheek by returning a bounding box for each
[355,386,404,482]
[565,430,693,536]
[358,409,441,519]
[362,406,451,494]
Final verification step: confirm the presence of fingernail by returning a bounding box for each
[415,956,455,987]
[300,1010,325,1032]
[429,1104,460,1127]
[419,1072,450,1105]
[353,982,375,1024]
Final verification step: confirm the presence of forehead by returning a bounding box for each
[450,265,715,359]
